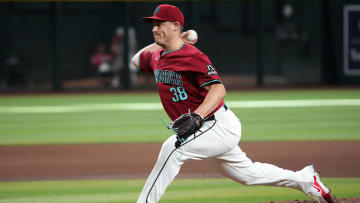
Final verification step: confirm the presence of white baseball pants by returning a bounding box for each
[137,106,315,203]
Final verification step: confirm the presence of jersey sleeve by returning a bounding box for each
[139,51,153,73]
[190,53,222,87]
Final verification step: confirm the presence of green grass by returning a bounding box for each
[0,89,359,203]
[0,178,359,203]
[0,89,359,145]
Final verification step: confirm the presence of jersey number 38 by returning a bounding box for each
[170,86,188,102]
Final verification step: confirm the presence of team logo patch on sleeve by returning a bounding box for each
[207,64,217,75]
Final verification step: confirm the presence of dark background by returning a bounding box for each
[0,0,359,92]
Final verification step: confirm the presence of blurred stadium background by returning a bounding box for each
[0,0,359,92]
[1,1,360,203]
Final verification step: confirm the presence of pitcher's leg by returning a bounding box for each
[137,120,230,203]
[214,145,314,194]
[137,135,185,203]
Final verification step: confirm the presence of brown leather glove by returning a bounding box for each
[168,112,203,148]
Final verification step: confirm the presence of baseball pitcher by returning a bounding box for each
[131,4,336,203]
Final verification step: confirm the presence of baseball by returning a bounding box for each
[187,30,197,41]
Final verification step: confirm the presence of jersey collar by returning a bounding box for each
[161,43,186,56]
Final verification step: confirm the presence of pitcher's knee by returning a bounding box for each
[161,136,176,150]
[227,173,257,186]
[157,136,177,160]
[241,178,258,186]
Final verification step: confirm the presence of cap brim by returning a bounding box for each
[142,16,166,23]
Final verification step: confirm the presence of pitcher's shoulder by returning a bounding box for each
[184,44,209,59]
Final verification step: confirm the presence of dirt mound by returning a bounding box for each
[0,141,359,181]
[265,198,360,203]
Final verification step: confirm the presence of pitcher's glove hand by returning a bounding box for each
[169,112,204,148]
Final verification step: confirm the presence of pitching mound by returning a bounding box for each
[265,198,360,203]
[1,141,360,180]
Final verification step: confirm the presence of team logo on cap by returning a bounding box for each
[154,6,160,15]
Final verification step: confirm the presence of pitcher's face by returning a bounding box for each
[152,20,178,47]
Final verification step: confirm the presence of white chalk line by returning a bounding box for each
[0,99,360,113]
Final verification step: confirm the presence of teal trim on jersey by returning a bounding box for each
[200,79,222,87]
[162,43,186,56]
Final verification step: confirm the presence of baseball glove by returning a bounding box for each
[168,112,204,148]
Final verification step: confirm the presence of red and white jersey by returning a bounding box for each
[139,43,224,121]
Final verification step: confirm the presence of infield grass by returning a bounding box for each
[0,89,359,145]
[0,178,359,203]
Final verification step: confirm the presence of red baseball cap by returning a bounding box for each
[142,4,184,27]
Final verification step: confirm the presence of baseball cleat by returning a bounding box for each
[308,171,337,203]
